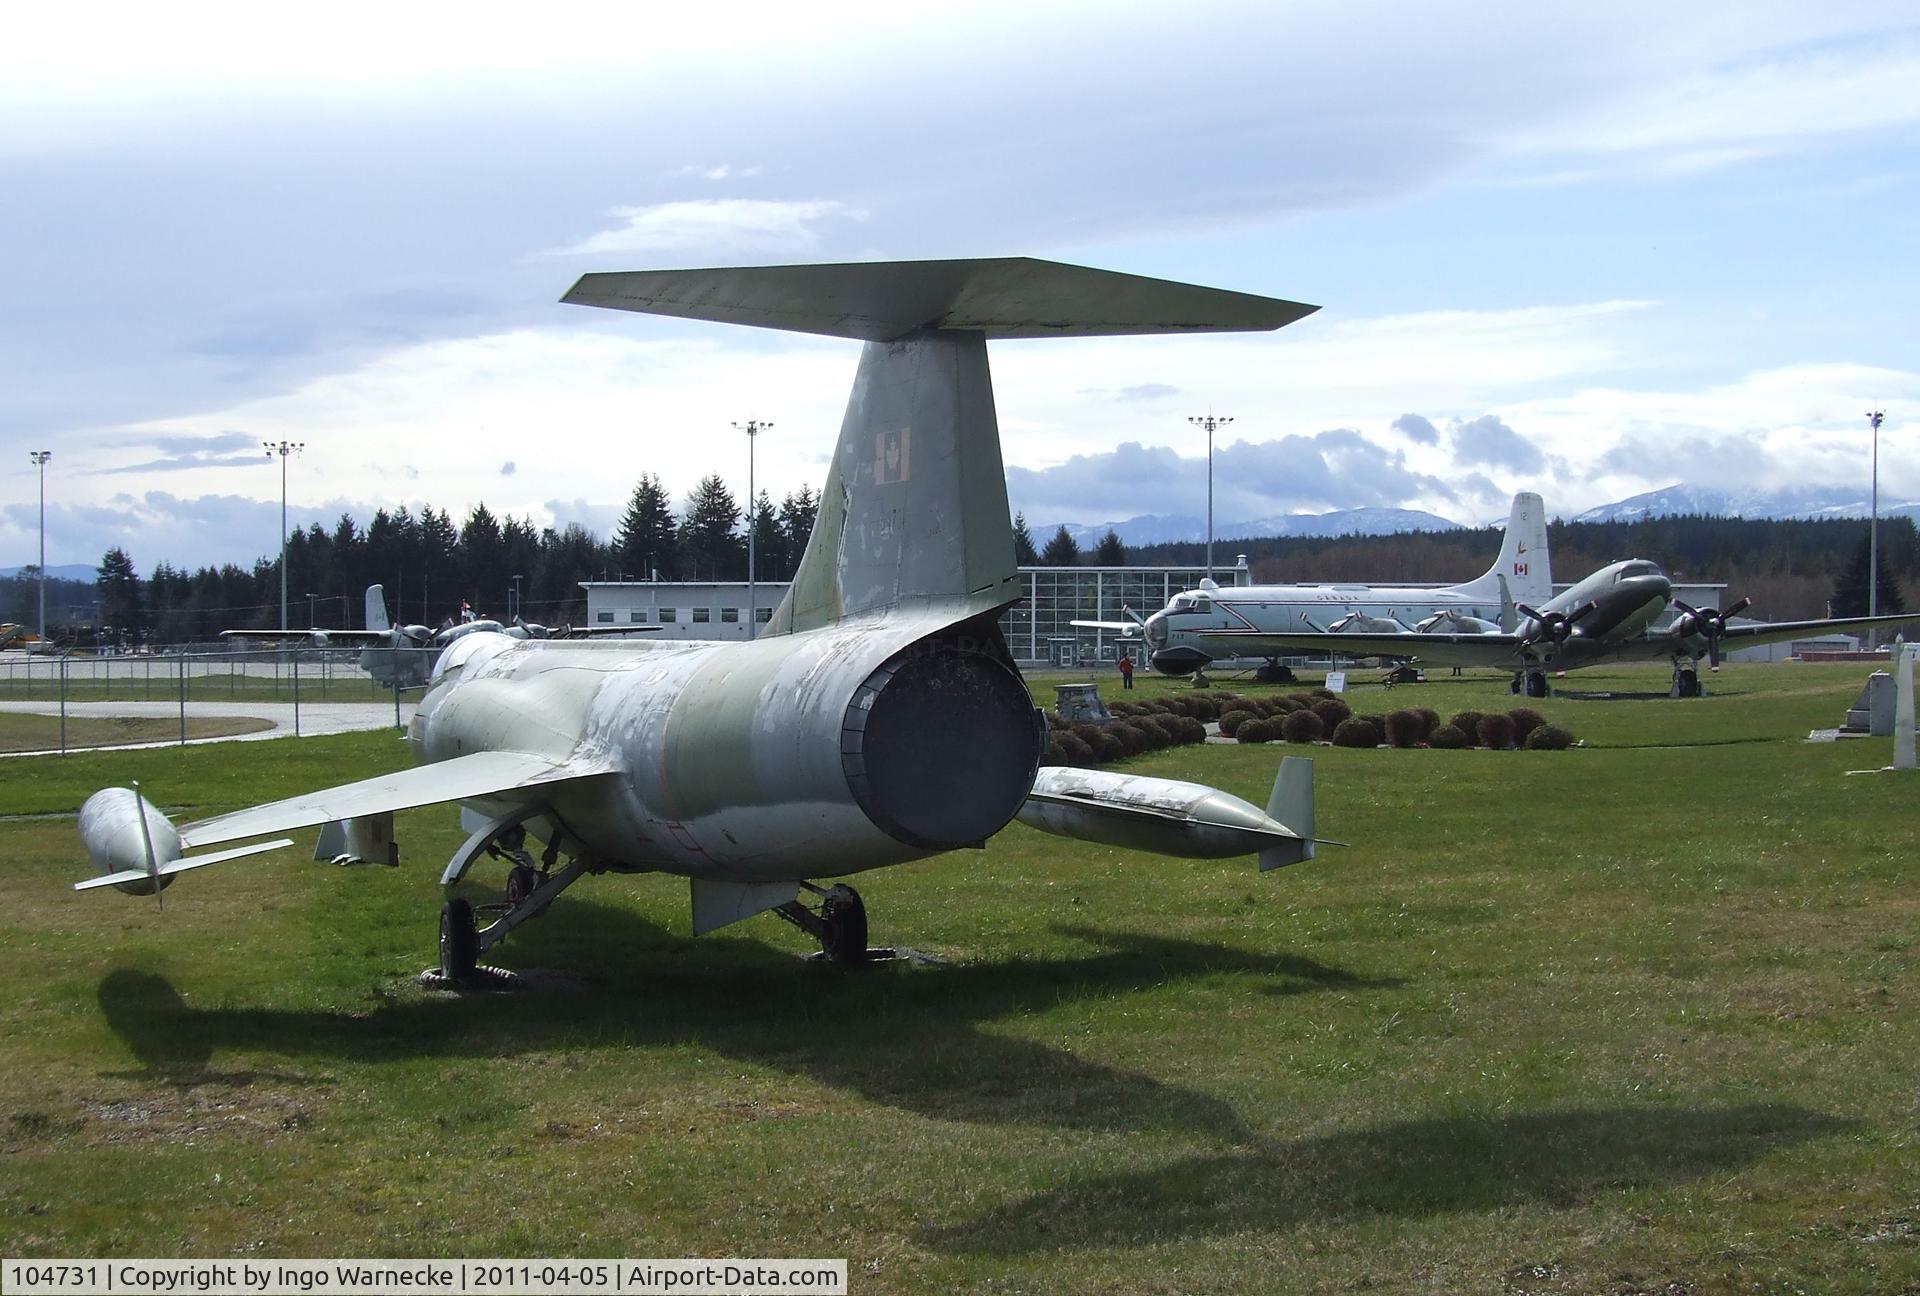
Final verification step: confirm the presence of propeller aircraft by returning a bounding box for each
[1191,556,1920,697]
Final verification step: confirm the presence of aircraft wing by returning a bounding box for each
[178,749,622,851]
[1193,628,1527,667]
[1625,611,1920,660]
[554,625,665,638]
[220,628,395,644]
[1069,620,1142,632]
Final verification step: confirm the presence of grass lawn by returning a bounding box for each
[0,713,275,754]
[1,659,1915,1293]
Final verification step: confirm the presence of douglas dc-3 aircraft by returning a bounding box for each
[76,259,1330,978]
[1194,556,1920,697]
[1088,492,1551,678]
[222,585,648,689]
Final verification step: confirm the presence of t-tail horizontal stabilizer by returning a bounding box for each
[1017,758,1320,869]
[565,260,1318,633]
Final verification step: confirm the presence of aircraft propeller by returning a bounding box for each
[1670,597,1752,668]
[1517,601,1598,654]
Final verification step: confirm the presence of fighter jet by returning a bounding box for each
[1191,556,1920,697]
[1086,492,1550,677]
[74,259,1329,978]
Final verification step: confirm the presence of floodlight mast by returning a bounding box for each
[1868,409,1885,644]
[30,450,51,641]
[734,419,772,639]
[264,440,304,632]
[1189,414,1233,582]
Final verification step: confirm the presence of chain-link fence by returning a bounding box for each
[0,647,424,753]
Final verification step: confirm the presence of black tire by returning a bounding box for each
[505,865,537,907]
[821,888,869,964]
[1525,673,1549,698]
[1675,670,1701,698]
[440,897,478,980]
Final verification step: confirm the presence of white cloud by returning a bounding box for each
[548,200,868,257]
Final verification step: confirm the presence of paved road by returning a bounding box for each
[0,699,416,757]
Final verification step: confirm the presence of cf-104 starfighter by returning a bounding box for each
[75,259,1332,978]
[1192,556,1920,697]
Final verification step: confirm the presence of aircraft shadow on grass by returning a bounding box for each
[96,905,1399,1145]
[919,1102,1854,1253]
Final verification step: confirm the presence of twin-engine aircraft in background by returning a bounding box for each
[220,586,651,688]
[1193,557,1920,697]
[76,259,1333,978]
[1075,491,1551,678]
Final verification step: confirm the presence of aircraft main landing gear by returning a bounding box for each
[440,897,478,979]
[1512,670,1550,698]
[1670,662,1703,698]
[775,883,873,963]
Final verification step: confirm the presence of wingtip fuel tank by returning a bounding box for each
[77,787,180,896]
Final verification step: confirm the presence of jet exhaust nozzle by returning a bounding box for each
[78,787,181,896]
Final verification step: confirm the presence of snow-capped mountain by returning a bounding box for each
[1032,507,1465,548]
[1573,484,1920,525]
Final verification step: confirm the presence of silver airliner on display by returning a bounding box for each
[74,259,1333,978]
[1084,491,1551,676]
[1194,557,1920,697]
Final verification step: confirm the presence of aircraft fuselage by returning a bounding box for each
[407,615,1043,885]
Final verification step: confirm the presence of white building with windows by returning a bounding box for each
[581,558,1251,663]
[579,581,777,641]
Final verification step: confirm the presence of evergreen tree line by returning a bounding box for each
[2,475,820,646]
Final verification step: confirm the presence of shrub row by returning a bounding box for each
[1232,699,1577,750]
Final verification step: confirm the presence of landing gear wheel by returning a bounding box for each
[505,865,538,907]
[820,887,869,964]
[1524,672,1550,698]
[1672,668,1701,698]
[439,897,478,980]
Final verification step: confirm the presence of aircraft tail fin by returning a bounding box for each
[565,259,1316,632]
[1450,491,1550,608]
[365,585,391,633]
[1258,757,1315,871]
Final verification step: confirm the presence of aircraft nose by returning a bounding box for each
[1144,613,1169,650]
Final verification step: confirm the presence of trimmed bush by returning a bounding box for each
[1383,709,1425,748]
[1281,710,1325,744]
[1177,716,1208,743]
[1427,723,1470,749]
[1331,717,1380,748]
[1311,697,1352,728]
[1126,719,1167,750]
[1218,708,1256,737]
[1310,687,1336,700]
[1094,728,1129,762]
[1477,712,1517,750]
[1525,724,1575,750]
[1507,707,1547,742]
[1417,708,1442,740]
[1236,718,1273,744]
[1447,712,1484,746]
[1044,740,1067,765]
[1056,732,1095,765]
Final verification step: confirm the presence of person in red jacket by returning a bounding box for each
[1117,652,1135,690]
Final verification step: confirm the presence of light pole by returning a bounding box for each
[29,450,50,640]
[1189,414,1232,583]
[511,574,523,624]
[264,440,304,631]
[307,593,318,630]
[733,419,772,638]
[1868,409,1886,637]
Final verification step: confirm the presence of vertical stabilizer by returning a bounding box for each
[768,333,1021,633]
[365,585,391,633]
[1450,492,1550,607]
[1259,757,1315,871]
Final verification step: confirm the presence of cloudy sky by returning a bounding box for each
[3,2,1916,570]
